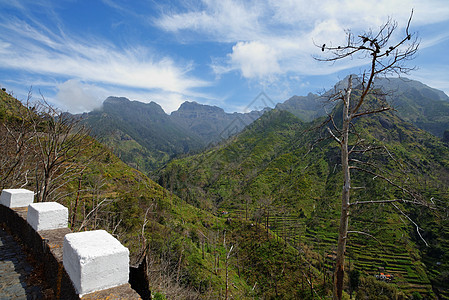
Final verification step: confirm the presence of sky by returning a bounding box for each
[1,0,449,114]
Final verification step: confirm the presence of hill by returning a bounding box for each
[81,97,269,174]
[81,97,206,172]
[1,89,325,299]
[158,101,449,298]
[0,89,27,122]
[277,77,449,138]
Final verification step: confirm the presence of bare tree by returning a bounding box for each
[28,97,95,202]
[315,12,421,300]
[0,91,36,189]
[1,118,34,189]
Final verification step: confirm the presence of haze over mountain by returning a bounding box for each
[171,101,268,144]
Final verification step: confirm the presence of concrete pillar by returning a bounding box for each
[63,230,129,296]
[0,189,34,208]
[27,202,68,231]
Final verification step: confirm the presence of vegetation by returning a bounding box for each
[3,50,449,298]
[158,102,449,298]
[1,89,329,299]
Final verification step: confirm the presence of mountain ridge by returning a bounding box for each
[157,95,449,297]
[80,77,449,174]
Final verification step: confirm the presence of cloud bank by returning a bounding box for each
[155,0,449,81]
[0,8,210,113]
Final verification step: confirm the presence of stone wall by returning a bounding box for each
[0,189,144,299]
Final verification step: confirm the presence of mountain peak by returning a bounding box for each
[104,96,130,105]
[175,101,225,114]
[103,97,166,114]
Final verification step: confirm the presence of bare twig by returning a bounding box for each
[391,203,428,247]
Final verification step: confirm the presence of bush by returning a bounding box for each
[153,292,167,300]
[411,291,423,300]
[355,276,404,300]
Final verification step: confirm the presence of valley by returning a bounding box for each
[2,76,449,299]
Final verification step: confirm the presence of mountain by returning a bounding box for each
[277,77,449,137]
[81,97,269,174]
[81,78,449,176]
[81,97,206,172]
[171,101,267,143]
[376,77,449,137]
[158,101,449,297]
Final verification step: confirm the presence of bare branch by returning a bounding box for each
[78,198,114,231]
[327,127,342,144]
[350,166,418,200]
[351,106,391,119]
[350,198,434,208]
[391,203,428,247]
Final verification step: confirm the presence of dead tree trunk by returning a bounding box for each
[333,76,352,300]
[315,12,419,300]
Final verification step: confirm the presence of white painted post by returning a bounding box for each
[0,189,34,208]
[63,230,129,296]
[27,202,68,231]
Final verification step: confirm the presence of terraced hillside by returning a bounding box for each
[1,89,326,299]
[158,106,449,298]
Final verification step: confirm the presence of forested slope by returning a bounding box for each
[158,103,449,298]
[1,90,284,299]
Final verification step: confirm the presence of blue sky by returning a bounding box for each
[1,0,449,114]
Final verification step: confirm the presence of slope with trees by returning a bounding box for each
[158,102,449,298]
[1,89,325,299]
[277,77,449,138]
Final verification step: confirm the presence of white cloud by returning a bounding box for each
[155,0,264,42]
[156,0,449,80]
[0,20,207,92]
[0,17,210,112]
[229,41,280,79]
[55,79,103,113]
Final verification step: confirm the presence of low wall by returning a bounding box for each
[0,204,143,299]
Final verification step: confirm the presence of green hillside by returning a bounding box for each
[0,89,27,122]
[158,105,449,298]
[82,97,206,173]
[1,89,323,299]
[278,77,449,138]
